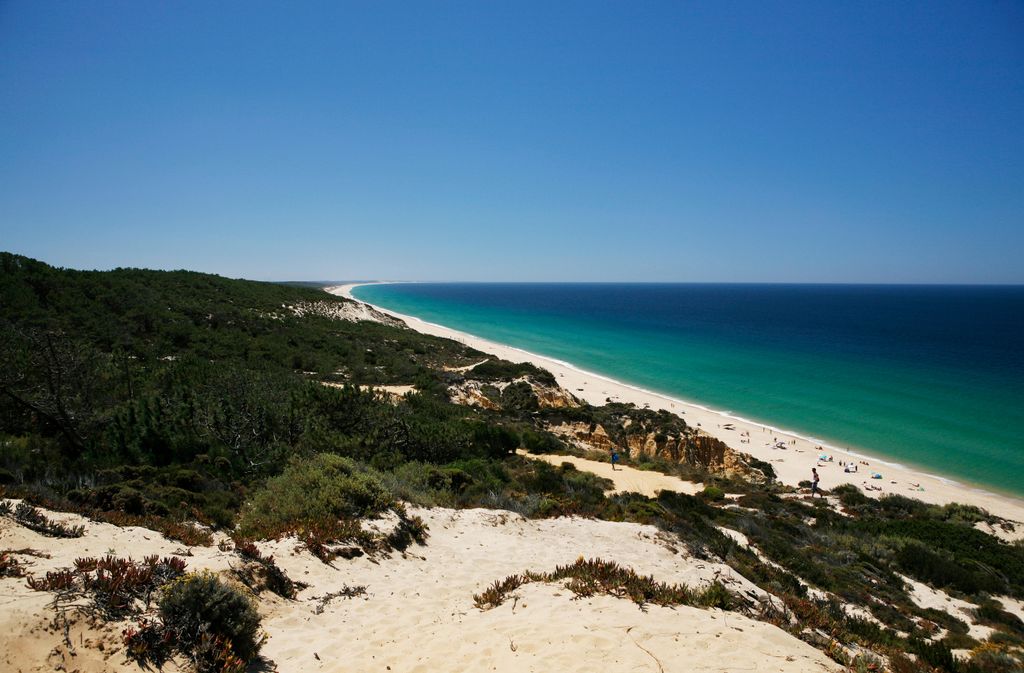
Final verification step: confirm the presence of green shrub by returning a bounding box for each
[376,462,464,507]
[694,580,733,609]
[967,648,1022,673]
[237,454,393,538]
[500,381,539,412]
[743,457,776,482]
[385,510,429,552]
[833,484,869,507]
[159,571,264,667]
[988,630,1024,647]
[469,421,520,458]
[701,485,725,502]
[521,428,565,454]
[908,637,956,672]
[972,598,1024,635]
[939,502,991,525]
[466,359,556,386]
[854,518,1024,597]
[842,616,902,649]
[939,631,979,650]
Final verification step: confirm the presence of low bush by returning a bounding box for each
[701,485,725,502]
[499,381,539,412]
[466,359,557,386]
[966,647,1023,673]
[5,490,214,546]
[236,454,393,539]
[520,428,566,454]
[156,571,264,671]
[894,542,1003,596]
[907,637,957,672]
[939,631,979,650]
[833,484,869,507]
[971,598,1024,635]
[377,462,469,507]
[468,421,520,458]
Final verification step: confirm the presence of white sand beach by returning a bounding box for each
[328,283,1024,532]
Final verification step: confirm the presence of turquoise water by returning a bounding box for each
[352,283,1024,496]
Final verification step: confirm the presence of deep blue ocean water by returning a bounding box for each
[352,283,1024,496]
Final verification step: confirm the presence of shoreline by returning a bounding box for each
[327,282,1024,530]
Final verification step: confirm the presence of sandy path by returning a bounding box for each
[519,450,703,497]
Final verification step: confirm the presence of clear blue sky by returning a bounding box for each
[2,1,1022,282]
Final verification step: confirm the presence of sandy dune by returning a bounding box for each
[1,502,840,673]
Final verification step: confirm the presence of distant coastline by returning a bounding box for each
[332,281,1024,528]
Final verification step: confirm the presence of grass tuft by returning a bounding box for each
[473,557,737,612]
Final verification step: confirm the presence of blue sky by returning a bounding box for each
[2,1,1022,282]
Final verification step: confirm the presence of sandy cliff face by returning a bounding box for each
[293,296,406,327]
[548,422,751,476]
[447,380,501,410]
[625,431,750,474]
[530,381,581,409]
[448,377,765,481]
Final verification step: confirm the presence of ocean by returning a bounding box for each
[351,283,1024,497]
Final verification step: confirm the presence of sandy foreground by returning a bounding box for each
[328,284,1024,531]
[1,503,840,673]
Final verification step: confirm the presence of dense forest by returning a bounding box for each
[2,252,1023,673]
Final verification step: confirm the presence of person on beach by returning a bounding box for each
[611,449,620,471]
[811,468,821,497]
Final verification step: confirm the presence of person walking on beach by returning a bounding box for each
[611,449,620,471]
[811,468,821,498]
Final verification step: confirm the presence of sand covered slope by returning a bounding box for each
[1,503,840,673]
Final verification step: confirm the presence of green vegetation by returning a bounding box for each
[237,454,393,536]
[3,252,1023,671]
[465,359,556,386]
[125,571,265,673]
[234,453,428,560]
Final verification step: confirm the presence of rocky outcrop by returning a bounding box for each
[447,377,581,411]
[548,421,761,480]
[547,422,617,453]
[447,380,501,410]
[530,382,582,409]
[448,375,767,482]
